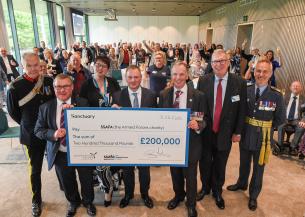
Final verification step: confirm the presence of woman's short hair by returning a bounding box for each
[95,56,110,69]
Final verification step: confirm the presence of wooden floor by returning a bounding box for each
[1,117,305,217]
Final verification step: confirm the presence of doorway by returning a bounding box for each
[236,23,253,54]
[206,28,213,49]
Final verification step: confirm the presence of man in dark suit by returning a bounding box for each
[227,59,285,211]
[6,52,55,217]
[277,81,305,155]
[197,49,247,209]
[159,61,206,217]
[0,47,20,82]
[34,74,96,217]
[112,65,157,209]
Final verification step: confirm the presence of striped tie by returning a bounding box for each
[59,102,66,146]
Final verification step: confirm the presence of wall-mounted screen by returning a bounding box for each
[72,12,84,36]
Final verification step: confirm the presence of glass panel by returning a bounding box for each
[34,0,52,48]
[2,0,15,55]
[59,28,66,49]
[12,0,35,55]
[56,4,64,26]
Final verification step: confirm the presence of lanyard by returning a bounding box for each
[93,78,109,106]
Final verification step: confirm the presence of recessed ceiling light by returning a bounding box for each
[152,8,156,12]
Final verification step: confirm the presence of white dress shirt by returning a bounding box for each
[173,84,188,109]
[213,72,228,116]
[56,98,71,152]
[128,86,142,108]
[2,56,13,74]
[286,94,300,120]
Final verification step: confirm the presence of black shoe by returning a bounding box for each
[104,200,112,207]
[85,203,96,216]
[142,195,154,208]
[214,195,225,210]
[119,195,133,208]
[196,189,210,201]
[290,148,298,156]
[187,206,198,217]
[32,202,42,217]
[66,203,80,217]
[226,183,247,191]
[167,196,185,210]
[248,198,257,211]
[299,153,305,160]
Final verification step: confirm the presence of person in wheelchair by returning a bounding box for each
[277,81,305,155]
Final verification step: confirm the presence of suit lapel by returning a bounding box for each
[121,88,132,107]
[167,87,174,107]
[208,75,215,118]
[187,86,194,109]
[140,87,146,107]
[50,100,57,130]
[220,73,233,121]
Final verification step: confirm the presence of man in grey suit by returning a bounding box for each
[277,81,305,154]
[34,74,96,217]
[197,49,247,210]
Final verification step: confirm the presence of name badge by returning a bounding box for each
[231,95,240,102]
[152,71,157,74]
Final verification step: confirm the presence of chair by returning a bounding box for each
[112,69,123,81]
[0,108,20,148]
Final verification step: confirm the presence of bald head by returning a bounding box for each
[290,81,302,95]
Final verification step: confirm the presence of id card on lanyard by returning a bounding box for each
[93,78,110,107]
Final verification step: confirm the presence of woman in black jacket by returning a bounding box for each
[79,56,121,207]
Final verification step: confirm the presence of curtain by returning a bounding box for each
[0,0,10,50]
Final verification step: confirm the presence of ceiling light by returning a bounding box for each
[152,8,157,12]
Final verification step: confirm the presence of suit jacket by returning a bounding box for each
[34,97,89,170]
[112,86,157,108]
[284,92,305,121]
[79,77,121,107]
[118,49,132,66]
[159,84,206,163]
[0,55,19,78]
[197,72,247,151]
[241,85,285,150]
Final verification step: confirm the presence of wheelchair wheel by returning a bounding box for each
[272,143,281,156]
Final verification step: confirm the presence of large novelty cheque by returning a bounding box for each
[65,108,190,166]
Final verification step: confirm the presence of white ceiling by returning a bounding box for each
[55,0,236,16]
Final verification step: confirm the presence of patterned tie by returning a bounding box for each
[288,96,297,121]
[173,90,182,108]
[213,79,222,133]
[255,87,260,101]
[132,92,139,108]
[59,102,66,146]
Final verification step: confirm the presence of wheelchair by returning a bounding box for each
[272,124,296,156]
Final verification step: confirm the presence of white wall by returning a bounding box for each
[88,16,199,44]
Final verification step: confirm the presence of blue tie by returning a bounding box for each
[132,92,139,108]
[288,96,297,120]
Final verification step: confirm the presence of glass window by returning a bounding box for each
[56,4,64,26]
[59,28,66,49]
[12,0,35,55]
[34,0,52,48]
[2,0,15,55]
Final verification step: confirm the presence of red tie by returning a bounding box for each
[173,90,182,108]
[213,79,222,133]
[60,102,66,146]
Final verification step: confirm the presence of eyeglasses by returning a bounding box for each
[54,85,72,90]
[95,63,108,68]
[211,59,229,65]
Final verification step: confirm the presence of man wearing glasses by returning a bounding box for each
[6,52,54,217]
[35,74,96,217]
[196,49,247,210]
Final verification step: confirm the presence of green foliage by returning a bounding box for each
[14,11,35,49]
